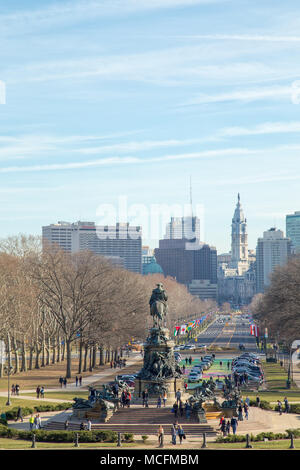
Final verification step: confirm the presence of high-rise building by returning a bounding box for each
[286,211,300,254]
[42,221,142,273]
[256,227,291,293]
[164,216,201,241]
[229,193,249,275]
[154,238,217,287]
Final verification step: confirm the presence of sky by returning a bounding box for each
[1,0,300,253]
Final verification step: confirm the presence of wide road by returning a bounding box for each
[190,315,257,351]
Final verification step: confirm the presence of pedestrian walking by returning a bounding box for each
[15,384,20,396]
[29,414,34,430]
[40,386,45,399]
[87,419,92,431]
[142,389,149,407]
[185,401,191,420]
[80,421,85,431]
[35,414,42,429]
[178,425,185,444]
[225,419,231,435]
[163,391,167,407]
[230,416,238,435]
[11,384,16,396]
[176,389,182,404]
[243,403,249,420]
[171,423,177,445]
[15,407,23,423]
[59,376,64,388]
[277,400,282,415]
[284,397,290,413]
[63,377,67,388]
[64,419,69,430]
[36,385,41,399]
[238,404,243,421]
[179,400,184,417]
[220,361,223,368]
[75,376,79,386]
[220,419,226,436]
[79,376,82,386]
[172,402,178,419]
[158,425,164,447]
[256,395,260,408]
[157,395,162,408]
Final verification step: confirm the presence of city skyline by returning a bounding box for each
[1,1,300,253]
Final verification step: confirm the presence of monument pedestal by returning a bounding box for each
[133,326,183,403]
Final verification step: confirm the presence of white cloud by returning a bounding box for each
[182,85,292,105]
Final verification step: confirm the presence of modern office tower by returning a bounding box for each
[286,211,300,253]
[154,238,217,289]
[42,221,73,252]
[42,221,142,273]
[229,193,249,275]
[256,227,292,293]
[164,216,201,241]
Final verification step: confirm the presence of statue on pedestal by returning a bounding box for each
[149,283,168,328]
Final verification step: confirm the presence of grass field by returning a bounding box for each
[21,391,88,401]
[0,397,69,415]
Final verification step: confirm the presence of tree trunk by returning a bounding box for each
[46,337,50,366]
[12,337,20,374]
[52,338,56,364]
[99,346,104,366]
[66,340,72,379]
[92,345,97,369]
[28,347,34,370]
[78,341,83,374]
[6,332,12,369]
[89,346,92,372]
[35,347,41,369]
[41,334,45,367]
[20,339,27,372]
[61,339,65,361]
[56,336,61,362]
[83,344,88,372]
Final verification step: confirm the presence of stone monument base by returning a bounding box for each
[133,378,183,405]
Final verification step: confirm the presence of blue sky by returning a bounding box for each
[1,0,300,252]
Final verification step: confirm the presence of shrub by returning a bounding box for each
[0,427,117,443]
[141,435,149,443]
[123,433,134,443]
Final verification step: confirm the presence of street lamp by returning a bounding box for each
[3,365,14,406]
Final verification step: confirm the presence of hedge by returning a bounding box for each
[0,424,118,443]
[249,399,273,410]
[3,403,72,421]
[216,428,300,443]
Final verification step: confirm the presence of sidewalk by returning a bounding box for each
[0,352,142,403]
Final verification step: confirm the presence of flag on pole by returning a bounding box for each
[250,324,259,337]
[174,326,180,336]
[180,324,187,335]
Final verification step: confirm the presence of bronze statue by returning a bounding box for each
[149,283,168,328]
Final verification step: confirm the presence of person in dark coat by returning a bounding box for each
[16,407,23,422]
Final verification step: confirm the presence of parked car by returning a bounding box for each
[188,372,202,383]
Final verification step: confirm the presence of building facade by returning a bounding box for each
[256,227,291,293]
[42,221,142,273]
[286,211,300,254]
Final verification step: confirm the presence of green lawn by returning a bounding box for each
[0,438,139,449]
[0,397,69,415]
[21,391,87,401]
[263,361,296,390]
[208,439,300,450]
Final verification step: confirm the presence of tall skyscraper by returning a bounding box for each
[154,238,217,291]
[230,193,249,275]
[286,211,300,253]
[42,221,142,273]
[164,216,200,241]
[256,227,291,293]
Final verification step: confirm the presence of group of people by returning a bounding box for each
[233,371,249,387]
[184,356,193,366]
[59,376,69,388]
[171,422,186,445]
[219,416,239,435]
[277,397,290,414]
[156,392,168,408]
[36,385,45,399]
[120,389,132,407]
[29,413,42,430]
[110,358,127,369]
[11,384,20,396]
